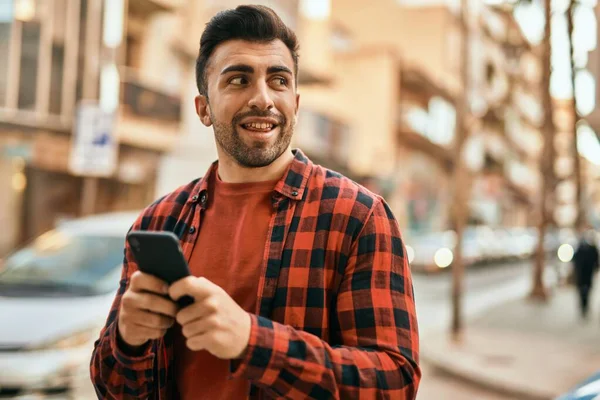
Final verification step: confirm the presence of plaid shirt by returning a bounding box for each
[90,149,420,399]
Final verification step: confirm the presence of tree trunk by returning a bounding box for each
[567,0,584,232]
[530,0,554,301]
[451,0,471,340]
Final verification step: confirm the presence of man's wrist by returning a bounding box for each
[233,312,252,359]
[116,324,151,357]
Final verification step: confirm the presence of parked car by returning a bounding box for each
[506,227,537,259]
[555,370,600,400]
[0,211,138,399]
[406,229,484,273]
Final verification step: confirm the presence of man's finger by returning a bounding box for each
[186,332,211,352]
[130,309,175,329]
[130,271,169,295]
[181,315,218,338]
[176,299,217,326]
[168,276,215,303]
[130,324,167,340]
[129,291,178,317]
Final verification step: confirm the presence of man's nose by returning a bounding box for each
[247,82,274,111]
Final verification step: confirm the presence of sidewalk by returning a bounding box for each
[421,286,600,400]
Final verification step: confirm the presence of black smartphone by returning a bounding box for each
[126,230,194,308]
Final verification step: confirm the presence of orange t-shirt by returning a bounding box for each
[173,169,276,400]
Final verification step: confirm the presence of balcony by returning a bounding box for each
[120,71,181,123]
[398,65,457,164]
[0,68,182,152]
[128,0,182,17]
[401,67,456,107]
[115,68,182,151]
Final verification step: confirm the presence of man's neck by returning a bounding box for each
[216,147,294,183]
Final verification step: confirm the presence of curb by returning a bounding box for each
[421,350,556,400]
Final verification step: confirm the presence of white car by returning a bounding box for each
[0,211,138,400]
[406,230,482,272]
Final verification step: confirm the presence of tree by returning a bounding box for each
[567,0,584,232]
[450,0,471,339]
[530,0,555,301]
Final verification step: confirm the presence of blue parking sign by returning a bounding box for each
[69,101,118,177]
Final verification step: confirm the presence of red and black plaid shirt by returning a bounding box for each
[90,149,421,399]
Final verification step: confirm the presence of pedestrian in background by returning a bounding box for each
[90,5,420,399]
[572,230,599,320]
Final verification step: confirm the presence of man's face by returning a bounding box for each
[195,39,300,168]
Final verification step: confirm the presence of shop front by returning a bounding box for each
[0,128,160,256]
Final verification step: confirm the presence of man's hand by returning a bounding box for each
[169,277,251,359]
[117,271,178,348]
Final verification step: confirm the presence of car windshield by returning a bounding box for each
[0,229,124,296]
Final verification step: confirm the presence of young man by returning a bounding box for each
[90,5,420,399]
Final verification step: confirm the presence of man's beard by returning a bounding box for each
[211,110,294,168]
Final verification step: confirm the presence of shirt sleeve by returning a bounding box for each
[231,197,421,399]
[89,217,159,399]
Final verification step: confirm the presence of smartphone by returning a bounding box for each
[126,230,194,308]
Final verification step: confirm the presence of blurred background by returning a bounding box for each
[0,0,599,399]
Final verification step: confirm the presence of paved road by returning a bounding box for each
[412,260,535,332]
[412,260,547,399]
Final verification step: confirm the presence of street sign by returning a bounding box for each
[69,102,118,177]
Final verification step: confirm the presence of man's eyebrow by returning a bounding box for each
[267,65,293,75]
[221,64,254,75]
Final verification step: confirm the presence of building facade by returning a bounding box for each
[0,0,184,255]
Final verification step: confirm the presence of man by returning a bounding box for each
[90,5,420,399]
[572,230,599,320]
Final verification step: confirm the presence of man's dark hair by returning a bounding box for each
[195,5,300,96]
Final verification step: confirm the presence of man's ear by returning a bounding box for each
[195,95,212,127]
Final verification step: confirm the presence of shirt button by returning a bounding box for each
[189,226,196,234]
[200,193,207,205]
[191,195,199,202]
[292,191,298,196]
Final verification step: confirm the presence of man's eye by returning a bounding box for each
[230,77,248,85]
[272,77,288,86]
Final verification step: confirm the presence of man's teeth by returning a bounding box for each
[245,122,274,129]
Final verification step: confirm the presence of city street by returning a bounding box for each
[413,260,534,332]
[412,260,540,399]
[1,0,599,398]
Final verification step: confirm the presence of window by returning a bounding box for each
[403,97,456,146]
[17,20,40,110]
[0,22,11,106]
[49,44,64,114]
[125,35,142,69]
[49,0,67,114]
[0,0,12,106]
[330,24,354,53]
[75,0,88,102]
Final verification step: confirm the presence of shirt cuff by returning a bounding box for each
[110,321,155,371]
[230,314,288,386]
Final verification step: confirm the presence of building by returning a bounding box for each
[473,4,543,227]
[311,0,544,232]
[0,0,184,255]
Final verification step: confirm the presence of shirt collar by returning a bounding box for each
[187,149,313,206]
